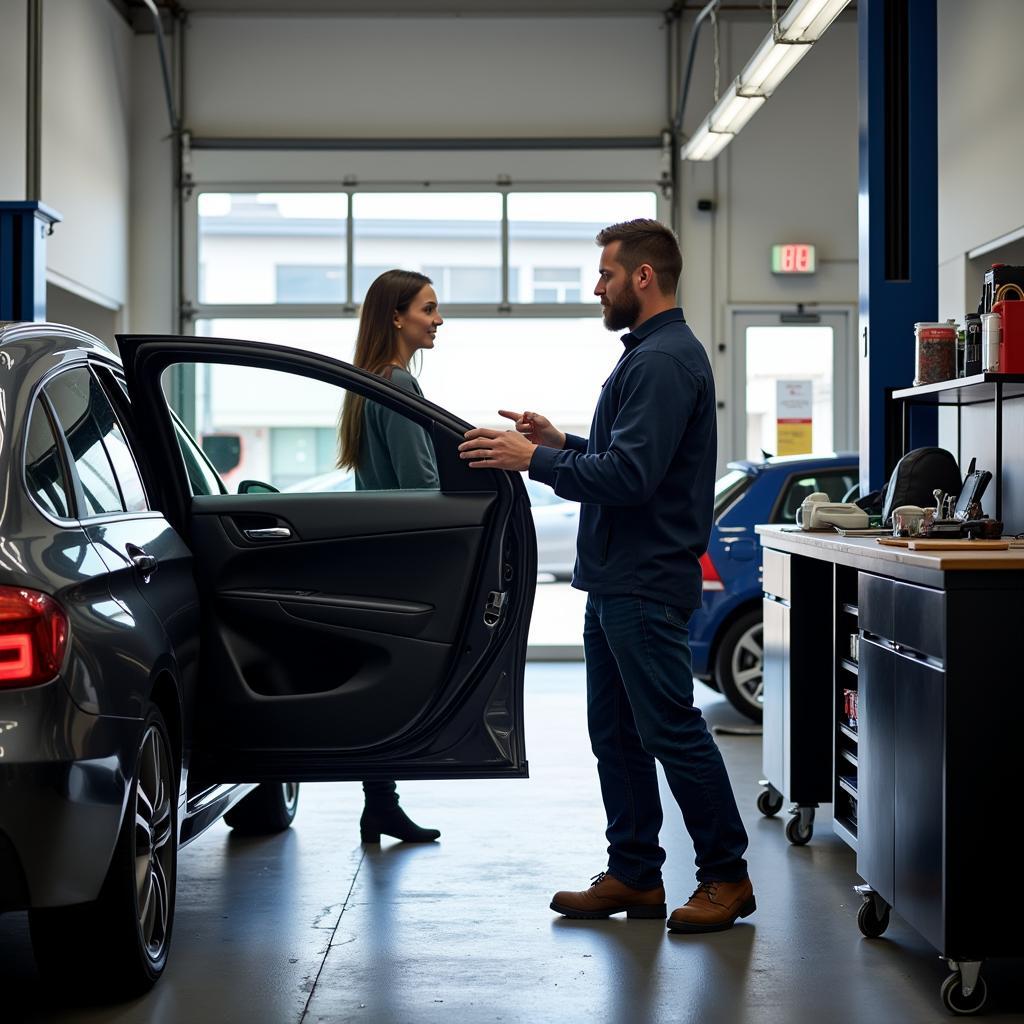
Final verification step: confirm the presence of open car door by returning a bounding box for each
[117,334,535,783]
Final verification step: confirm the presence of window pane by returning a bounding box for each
[45,368,124,516]
[25,398,72,518]
[744,325,834,460]
[276,265,345,303]
[171,357,438,494]
[353,193,502,303]
[195,316,620,453]
[508,192,658,303]
[102,419,148,512]
[198,193,348,305]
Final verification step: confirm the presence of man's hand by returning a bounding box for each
[499,409,566,450]
[460,427,536,471]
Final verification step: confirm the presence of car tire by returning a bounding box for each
[224,782,300,835]
[713,609,764,723]
[29,704,178,998]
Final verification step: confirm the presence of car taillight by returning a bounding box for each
[0,587,69,688]
[700,553,725,591]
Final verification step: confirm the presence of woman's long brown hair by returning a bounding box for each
[337,269,433,471]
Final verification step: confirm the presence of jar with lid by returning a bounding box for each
[914,322,957,385]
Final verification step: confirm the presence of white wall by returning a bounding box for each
[0,0,26,200]
[185,15,668,138]
[1,0,132,324]
[41,0,132,314]
[677,14,859,463]
[937,0,1024,317]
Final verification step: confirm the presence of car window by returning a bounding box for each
[714,469,752,519]
[24,397,73,519]
[174,419,226,497]
[774,470,858,523]
[164,362,440,494]
[44,367,148,516]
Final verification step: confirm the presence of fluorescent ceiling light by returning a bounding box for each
[680,0,850,161]
[680,120,732,162]
[778,0,851,42]
[709,85,766,134]
[739,34,812,97]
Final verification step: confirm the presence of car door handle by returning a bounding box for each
[244,527,293,541]
[126,544,159,580]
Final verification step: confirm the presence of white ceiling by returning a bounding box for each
[145,1,762,15]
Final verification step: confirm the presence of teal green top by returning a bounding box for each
[354,367,439,491]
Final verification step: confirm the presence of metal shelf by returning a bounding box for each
[891,373,1024,406]
[891,374,1024,523]
[834,816,858,851]
[839,776,859,799]
[841,602,859,617]
[840,657,859,676]
[840,723,859,744]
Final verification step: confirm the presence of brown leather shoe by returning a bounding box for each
[551,872,667,920]
[667,878,756,934]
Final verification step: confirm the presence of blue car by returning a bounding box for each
[691,452,859,722]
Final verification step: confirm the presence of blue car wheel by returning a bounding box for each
[713,609,764,723]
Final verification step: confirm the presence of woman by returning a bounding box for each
[338,269,443,843]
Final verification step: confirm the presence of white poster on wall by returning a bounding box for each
[776,379,813,455]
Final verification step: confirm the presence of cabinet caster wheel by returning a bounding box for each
[757,789,783,817]
[940,972,987,1015]
[856,899,890,938]
[785,814,813,845]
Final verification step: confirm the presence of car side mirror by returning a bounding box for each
[237,479,279,494]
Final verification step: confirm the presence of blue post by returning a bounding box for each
[0,201,62,322]
[858,0,938,492]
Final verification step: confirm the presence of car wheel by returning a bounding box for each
[714,609,764,723]
[29,704,178,997]
[224,782,300,835]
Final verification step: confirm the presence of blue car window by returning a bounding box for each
[774,470,858,523]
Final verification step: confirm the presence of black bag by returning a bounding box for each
[870,447,963,525]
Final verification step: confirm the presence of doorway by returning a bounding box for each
[730,309,856,463]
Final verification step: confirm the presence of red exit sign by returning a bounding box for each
[771,243,816,274]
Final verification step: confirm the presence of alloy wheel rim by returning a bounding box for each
[282,782,299,813]
[730,624,764,709]
[134,724,174,964]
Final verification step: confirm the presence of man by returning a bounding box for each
[458,219,753,934]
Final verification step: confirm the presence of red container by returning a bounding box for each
[994,299,1024,373]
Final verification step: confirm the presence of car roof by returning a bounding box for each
[0,320,117,359]
[727,451,858,477]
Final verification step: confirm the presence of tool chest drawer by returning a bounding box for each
[858,573,945,662]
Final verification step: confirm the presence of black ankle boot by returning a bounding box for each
[359,804,441,843]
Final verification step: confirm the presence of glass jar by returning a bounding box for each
[914,322,957,385]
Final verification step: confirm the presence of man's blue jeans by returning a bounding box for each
[584,593,749,890]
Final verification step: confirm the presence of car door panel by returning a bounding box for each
[83,516,199,722]
[117,334,535,784]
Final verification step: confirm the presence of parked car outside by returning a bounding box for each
[0,323,534,997]
[523,476,578,580]
[691,452,859,722]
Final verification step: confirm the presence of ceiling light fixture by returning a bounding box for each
[681,0,851,162]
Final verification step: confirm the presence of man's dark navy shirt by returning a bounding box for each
[529,307,716,609]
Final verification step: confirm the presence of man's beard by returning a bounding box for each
[602,283,641,332]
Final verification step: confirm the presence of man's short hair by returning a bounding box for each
[596,218,682,295]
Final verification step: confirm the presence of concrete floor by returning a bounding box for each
[3,664,1022,1023]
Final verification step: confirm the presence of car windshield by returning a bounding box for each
[714,469,752,518]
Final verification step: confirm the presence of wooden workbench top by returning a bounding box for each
[756,524,1024,572]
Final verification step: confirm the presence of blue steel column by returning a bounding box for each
[0,201,62,322]
[858,0,938,492]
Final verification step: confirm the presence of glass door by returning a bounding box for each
[731,310,856,462]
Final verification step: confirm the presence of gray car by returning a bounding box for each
[0,322,534,997]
